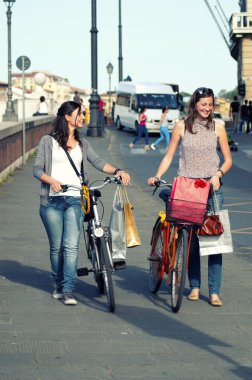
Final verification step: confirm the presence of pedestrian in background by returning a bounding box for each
[229,95,240,134]
[151,106,170,151]
[33,101,130,306]
[129,107,150,151]
[148,87,232,307]
[238,99,249,133]
[73,90,81,104]
[33,96,49,116]
[247,100,252,134]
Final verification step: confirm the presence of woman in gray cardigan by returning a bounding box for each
[33,101,130,305]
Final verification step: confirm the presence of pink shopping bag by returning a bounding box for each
[167,176,210,224]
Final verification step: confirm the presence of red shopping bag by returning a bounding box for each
[167,176,210,224]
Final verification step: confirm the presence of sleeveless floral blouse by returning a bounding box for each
[178,119,220,179]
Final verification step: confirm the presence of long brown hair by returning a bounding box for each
[50,101,83,149]
[185,88,215,134]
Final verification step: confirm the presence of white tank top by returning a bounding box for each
[49,139,82,196]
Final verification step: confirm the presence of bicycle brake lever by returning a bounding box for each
[152,185,159,196]
[104,176,111,183]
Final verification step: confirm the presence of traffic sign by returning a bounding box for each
[16,56,31,71]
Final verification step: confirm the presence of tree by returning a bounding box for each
[217,88,238,100]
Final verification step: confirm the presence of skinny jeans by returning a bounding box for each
[153,125,170,148]
[40,196,84,293]
[133,124,149,145]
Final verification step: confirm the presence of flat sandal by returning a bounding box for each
[187,289,200,301]
[209,294,223,307]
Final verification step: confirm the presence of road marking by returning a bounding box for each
[242,149,252,157]
[231,226,252,234]
[224,202,252,207]
[229,210,252,214]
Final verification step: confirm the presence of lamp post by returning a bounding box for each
[87,0,101,137]
[106,62,113,115]
[2,0,18,122]
[118,0,123,82]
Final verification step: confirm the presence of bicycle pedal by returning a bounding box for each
[77,267,89,276]
[113,260,126,270]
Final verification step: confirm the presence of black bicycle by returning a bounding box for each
[61,176,121,312]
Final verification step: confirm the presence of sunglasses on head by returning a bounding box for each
[195,87,214,96]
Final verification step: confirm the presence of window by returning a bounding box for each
[137,94,178,110]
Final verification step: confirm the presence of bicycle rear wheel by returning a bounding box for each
[171,228,187,313]
[149,218,165,293]
[98,237,115,312]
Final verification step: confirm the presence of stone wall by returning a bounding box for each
[0,116,54,182]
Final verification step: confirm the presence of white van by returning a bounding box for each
[114,81,182,132]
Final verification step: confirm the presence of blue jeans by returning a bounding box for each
[159,186,224,295]
[40,196,84,293]
[153,125,170,148]
[188,187,224,295]
[133,125,149,145]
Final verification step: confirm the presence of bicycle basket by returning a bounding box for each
[166,198,207,225]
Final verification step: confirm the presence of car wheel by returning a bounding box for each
[116,117,123,130]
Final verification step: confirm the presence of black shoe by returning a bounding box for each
[113,259,126,270]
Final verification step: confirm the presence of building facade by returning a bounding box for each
[229,0,252,99]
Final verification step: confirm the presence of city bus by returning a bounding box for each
[114,81,183,133]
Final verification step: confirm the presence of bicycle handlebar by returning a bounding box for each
[60,176,121,193]
[152,179,173,196]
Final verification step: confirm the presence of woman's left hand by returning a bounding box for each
[117,171,131,186]
[210,175,220,191]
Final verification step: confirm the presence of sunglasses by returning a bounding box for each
[195,87,214,96]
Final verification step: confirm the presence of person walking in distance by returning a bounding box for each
[148,87,232,307]
[229,95,240,134]
[33,101,130,306]
[129,107,150,151]
[247,100,252,134]
[73,90,81,104]
[238,99,249,133]
[151,107,170,151]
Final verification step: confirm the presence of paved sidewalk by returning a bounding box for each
[0,128,252,380]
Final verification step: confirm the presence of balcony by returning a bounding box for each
[230,13,252,39]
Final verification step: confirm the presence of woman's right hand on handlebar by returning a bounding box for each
[50,179,64,193]
[148,176,160,186]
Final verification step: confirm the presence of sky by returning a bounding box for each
[0,0,240,96]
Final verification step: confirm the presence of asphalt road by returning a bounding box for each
[0,125,251,380]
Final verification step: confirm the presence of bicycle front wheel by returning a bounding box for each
[98,237,115,312]
[149,218,165,293]
[171,228,187,313]
[83,224,105,294]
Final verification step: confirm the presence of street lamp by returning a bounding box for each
[87,0,101,137]
[2,0,18,122]
[118,0,123,82]
[106,62,113,115]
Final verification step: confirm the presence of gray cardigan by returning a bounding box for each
[33,135,107,205]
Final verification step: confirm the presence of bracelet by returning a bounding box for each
[217,169,224,177]
[114,168,122,175]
